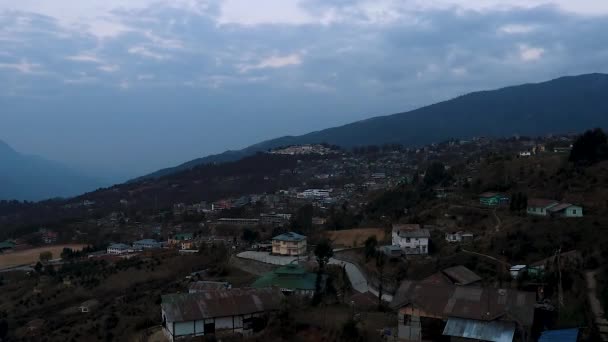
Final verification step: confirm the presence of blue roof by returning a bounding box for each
[538,328,579,342]
[134,239,159,244]
[272,232,306,241]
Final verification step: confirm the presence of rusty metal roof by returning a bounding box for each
[161,287,283,322]
[390,281,536,326]
[188,281,231,292]
[443,317,516,342]
[442,266,482,286]
[527,198,559,209]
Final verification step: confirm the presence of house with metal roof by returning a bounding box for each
[479,192,510,207]
[132,239,161,250]
[527,199,583,217]
[106,243,131,255]
[189,281,232,293]
[271,232,307,256]
[251,264,317,297]
[390,281,536,342]
[538,328,579,342]
[161,287,283,341]
[0,240,15,251]
[391,224,430,255]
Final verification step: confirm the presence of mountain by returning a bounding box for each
[0,140,104,201]
[137,73,608,180]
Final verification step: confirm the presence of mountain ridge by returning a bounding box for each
[134,73,608,181]
[0,140,105,201]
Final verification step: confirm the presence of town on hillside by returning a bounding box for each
[1,128,608,341]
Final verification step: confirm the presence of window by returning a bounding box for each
[243,317,253,330]
[572,210,577,214]
[405,238,410,243]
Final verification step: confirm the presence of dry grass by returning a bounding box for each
[0,244,87,268]
[325,228,387,248]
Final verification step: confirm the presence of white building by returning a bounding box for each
[161,288,282,341]
[298,189,331,199]
[107,243,131,255]
[445,231,474,243]
[392,224,430,255]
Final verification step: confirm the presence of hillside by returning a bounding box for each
[0,139,103,201]
[137,73,608,180]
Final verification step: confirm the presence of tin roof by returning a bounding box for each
[108,243,130,249]
[392,224,421,233]
[479,192,505,198]
[527,199,559,209]
[252,264,317,291]
[272,232,306,242]
[189,281,231,292]
[442,266,482,286]
[397,229,430,239]
[390,281,536,326]
[443,317,516,342]
[547,203,578,213]
[161,287,282,322]
[538,328,579,342]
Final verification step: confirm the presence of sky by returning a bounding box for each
[1,0,608,182]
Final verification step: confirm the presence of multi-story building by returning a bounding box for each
[271,232,307,256]
[392,224,430,255]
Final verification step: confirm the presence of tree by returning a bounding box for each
[423,162,448,187]
[39,251,52,262]
[569,128,608,165]
[242,228,260,244]
[313,239,334,305]
[364,236,378,262]
[292,204,313,234]
[376,252,387,309]
[0,319,7,341]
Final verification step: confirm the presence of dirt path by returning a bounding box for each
[492,208,502,232]
[585,270,608,340]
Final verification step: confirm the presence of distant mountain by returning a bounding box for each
[136,73,608,181]
[0,140,103,201]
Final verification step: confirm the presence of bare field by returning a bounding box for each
[325,228,387,248]
[0,244,87,268]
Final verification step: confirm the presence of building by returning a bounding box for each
[259,213,292,226]
[271,232,307,256]
[107,243,131,255]
[216,218,260,226]
[527,199,583,217]
[422,266,482,286]
[189,281,232,293]
[547,203,583,218]
[252,264,317,297]
[133,239,161,250]
[390,281,536,342]
[391,224,430,255]
[479,192,510,207]
[161,288,283,341]
[298,189,331,199]
[445,231,474,243]
[168,233,194,249]
[509,265,527,279]
[0,240,15,252]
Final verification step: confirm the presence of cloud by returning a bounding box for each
[239,53,302,72]
[128,46,170,60]
[0,59,41,73]
[519,44,545,61]
[500,24,537,34]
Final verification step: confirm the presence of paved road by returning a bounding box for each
[236,251,393,301]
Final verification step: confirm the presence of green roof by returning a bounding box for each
[0,241,15,249]
[252,264,317,291]
[173,233,193,240]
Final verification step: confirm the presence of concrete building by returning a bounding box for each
[527,199,583,217]
[133,239,161,250]
[107,243,131,255]
[161,288,282,341]
[445,231,474,243]
[392,225,430,255]
[271,232,307,256]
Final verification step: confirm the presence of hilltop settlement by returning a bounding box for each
[1,129,608,342]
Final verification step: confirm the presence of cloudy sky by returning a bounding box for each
[1,0,607,181]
